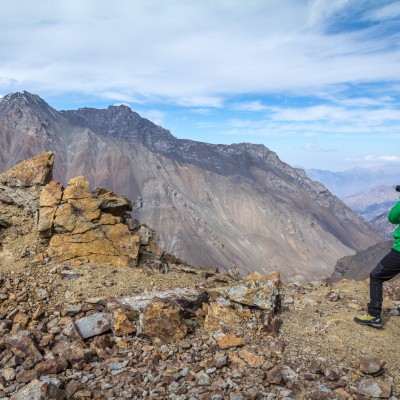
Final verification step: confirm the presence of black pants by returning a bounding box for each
[368,248,400,317]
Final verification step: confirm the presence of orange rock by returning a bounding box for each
[238,348,263,368]
[112,311,136,336]
[39,180,63,207]
[203,302,242,333]
[228,351,247,367]
[217,333,244,349]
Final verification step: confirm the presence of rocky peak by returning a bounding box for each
[0,91,60,122]
[0,91,44,108]
[60,105,176,149]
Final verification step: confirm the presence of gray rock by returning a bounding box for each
[196,370,211,386]
[74,312,111,339]
[34,288,48,300]
[1,368,15,382]
[213,355,228,368]
[359,379,392,398]
[10,379,65,400]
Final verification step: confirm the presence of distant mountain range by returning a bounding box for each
[306,167,400,239]
[306,167,400,199]
[0,91,382,282]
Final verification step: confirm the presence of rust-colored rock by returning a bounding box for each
[267,365,284,384]
[0,152,54,188]
[35,357,68,374]
[261,310,281,336]
[216,333,244,349]
[112,310,136,336]
[360,358,386,374]
[204,302,242,332]
[4,331,42,360]
[44,176,140,267]
[139,300,187,341]
[238,348,263,368]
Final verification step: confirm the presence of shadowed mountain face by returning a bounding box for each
[332,241,393,281]
[0,91,382,282]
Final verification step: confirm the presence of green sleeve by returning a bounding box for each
[388,201,400,224]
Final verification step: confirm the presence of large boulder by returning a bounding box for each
[109,287,209,341]
[0,152,54,188]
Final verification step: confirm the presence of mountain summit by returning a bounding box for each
[0,92,382,282]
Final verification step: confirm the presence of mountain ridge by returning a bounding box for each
[0,91,382,282]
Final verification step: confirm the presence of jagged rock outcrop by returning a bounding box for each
[0,151,196,275]
[0,152,141,268]
[0,91,383,282]
[42,176,140,268]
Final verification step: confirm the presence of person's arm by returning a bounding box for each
[388,201,400,224]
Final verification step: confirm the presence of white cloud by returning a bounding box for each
[190,108,215,115]
[364,155,400,162]
[331,96,397,107]
[0,1,399,106]
[346,155,400,162]
[365,2,400,21]
[102,91,145,105]
[302,141,336,152]
[232,101,269,112]
[306,0,349,29]
[140,109,166,126]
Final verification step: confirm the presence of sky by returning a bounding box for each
[0,0,400,171]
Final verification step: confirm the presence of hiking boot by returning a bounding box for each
[354,313,383,329]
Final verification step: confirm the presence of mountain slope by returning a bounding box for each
[0,91,382,282]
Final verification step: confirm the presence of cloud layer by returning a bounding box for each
[0,0,399,104]
[1,0,399,170]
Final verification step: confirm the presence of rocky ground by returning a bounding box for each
[0,153,399,399]
[0,261,399,400]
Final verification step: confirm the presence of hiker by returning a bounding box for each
[354,196,400,329]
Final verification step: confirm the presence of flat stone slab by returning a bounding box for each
[74,312,111,339]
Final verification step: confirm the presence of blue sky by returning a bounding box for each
[1,0,400,171]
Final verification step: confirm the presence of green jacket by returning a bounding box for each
[388,201,400,252]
